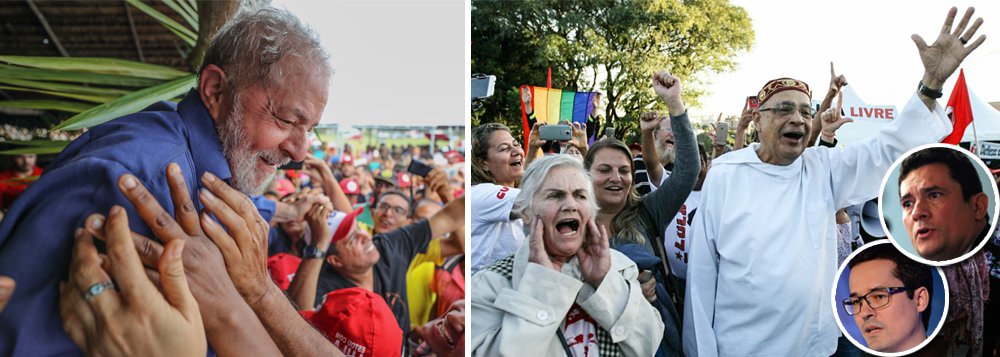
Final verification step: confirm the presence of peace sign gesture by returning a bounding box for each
[912,7,986,89]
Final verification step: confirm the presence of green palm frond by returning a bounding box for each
[53,74,196,131]
[0,56,190,80]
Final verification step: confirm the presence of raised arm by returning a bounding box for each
[809,62,849,146]
[644,71,700,232]
[734,103,753,150]
[429,194,466,244]
[640,111,665,187]
[569,121,589,157]
[303,155,353,213]
[828,6,985,208]
[195,171,347,357]
[286,203,334,310]
[816,91,854,147]
[524,121,547,169]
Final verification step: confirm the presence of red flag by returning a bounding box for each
[942,69,973,144]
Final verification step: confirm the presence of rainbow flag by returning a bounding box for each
[519,85,599,144]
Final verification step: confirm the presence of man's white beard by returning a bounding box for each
[655,140,675,166]
[217,97,290,195]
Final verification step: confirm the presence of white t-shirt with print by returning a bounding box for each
[470,183,525,274]
[664,190,699,279]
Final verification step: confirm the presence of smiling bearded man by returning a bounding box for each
[217,92,292,195]
[0,7,333,355]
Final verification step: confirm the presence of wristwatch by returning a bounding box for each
[303,244,325,259]
[918,81,943,99]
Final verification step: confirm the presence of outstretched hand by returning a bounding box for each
[912,7,985,88]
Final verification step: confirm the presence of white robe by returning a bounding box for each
[683,92,949,356]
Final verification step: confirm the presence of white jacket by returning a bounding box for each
[472,242,664,356]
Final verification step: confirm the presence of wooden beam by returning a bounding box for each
[25,0,69,57]
[188,0,241,71]
[123,0,145,62]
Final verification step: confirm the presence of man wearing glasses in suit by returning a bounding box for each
[845,243,933,353]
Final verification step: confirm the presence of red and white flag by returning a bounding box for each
[942,69,973,145]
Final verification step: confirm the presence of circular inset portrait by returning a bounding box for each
[832,240,948,356]
[879,143,999,265]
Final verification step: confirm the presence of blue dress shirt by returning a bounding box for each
[0,90,274,355]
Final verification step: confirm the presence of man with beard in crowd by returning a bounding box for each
[0,7,337,356]
[640,111,676,196]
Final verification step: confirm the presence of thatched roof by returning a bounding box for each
[0,0,192,70]
[0,0,194,136]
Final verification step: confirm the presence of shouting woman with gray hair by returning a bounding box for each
[471,154,663,356]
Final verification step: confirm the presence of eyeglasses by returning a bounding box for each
[375,202,408,216]
[842,287,913,315]
[758,102,817,119]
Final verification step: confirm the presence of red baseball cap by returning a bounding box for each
[301,287,402,357]
[328,207,364,244]
[340,178,361,195]
[397,173,412,188]
[275,178,295,198]
[266,253,302,291]
[445,150,464,163]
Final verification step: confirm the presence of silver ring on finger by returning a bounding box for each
[83,281,116,300]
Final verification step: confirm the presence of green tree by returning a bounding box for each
[472,0,754,141]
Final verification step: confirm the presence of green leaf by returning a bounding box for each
[0,56,190,80]
[126,0,197,46]
[0,100,90,113]
[53,74,196,131]
[164,0,199,31]
[4,140,71,148]
[0,64,163,87]
[0,78,130,97]
[0,146,66,155]
[0,85,115,103]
